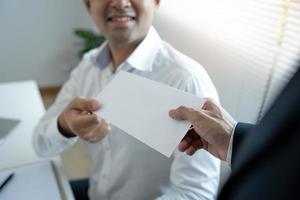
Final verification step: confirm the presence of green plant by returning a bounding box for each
[74,29,106,58]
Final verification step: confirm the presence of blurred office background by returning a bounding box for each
[1,0,300,187]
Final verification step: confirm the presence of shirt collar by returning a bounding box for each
[94,42,111,70]
[92,26,162,72]
[125,27,162,72]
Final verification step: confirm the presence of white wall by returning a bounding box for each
[0,0,93,87]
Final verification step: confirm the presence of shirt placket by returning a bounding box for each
[97,137,111,200]
[97,67,113,200]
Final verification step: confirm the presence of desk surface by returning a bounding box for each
[0,81,74,200]
[0,81,45,170]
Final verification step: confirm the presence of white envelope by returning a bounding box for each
[96,71,204,157]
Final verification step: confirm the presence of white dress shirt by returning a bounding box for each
[33,27,220,200]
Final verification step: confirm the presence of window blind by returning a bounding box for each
[259,0,300,119]
[158,0,300,122]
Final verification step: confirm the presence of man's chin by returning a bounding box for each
[108,32,138,45]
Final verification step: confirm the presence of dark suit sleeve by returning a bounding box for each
[232,122,256,164]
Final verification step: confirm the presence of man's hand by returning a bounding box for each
[58,97,111,143]
[169,99,237,161]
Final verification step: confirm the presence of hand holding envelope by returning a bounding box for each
[96,71,204,157]
[57,97,111,143]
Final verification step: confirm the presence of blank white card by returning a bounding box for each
[96,71,203,157]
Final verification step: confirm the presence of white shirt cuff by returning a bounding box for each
[48,117,78,147]
[226,122,237,165]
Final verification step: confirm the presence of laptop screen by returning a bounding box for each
[0,118,20,140]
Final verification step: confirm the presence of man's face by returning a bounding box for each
[85,0,160,45]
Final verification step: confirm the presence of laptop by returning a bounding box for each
[0,118,20,143]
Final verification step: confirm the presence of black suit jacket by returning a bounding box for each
[218,65,300,200]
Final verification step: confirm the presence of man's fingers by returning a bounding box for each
[187,128,200,139]
[169,106,193,120]
[169,105,204,122]
[186,146,196,156]
[82,121,111,143]
[202,99,220,113]
[70,97,101,112]
[185,138,204,156]
[178,140,190,152]
[178,129,198,152]
[178,131,193,151]
[95,121,111,136]
[71,114,106,134]
[72,114,97,127]
[184,130,203,155]
[190,139,203,151]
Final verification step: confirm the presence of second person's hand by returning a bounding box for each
[169,99,237,161]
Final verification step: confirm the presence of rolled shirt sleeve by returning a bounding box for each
[32,61,84,157]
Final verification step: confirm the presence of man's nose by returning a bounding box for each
[110,0,132,9]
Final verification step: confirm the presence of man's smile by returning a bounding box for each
[107,13,136,28]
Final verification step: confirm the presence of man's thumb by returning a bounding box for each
[202,99,221,114]
[169,106,196,121]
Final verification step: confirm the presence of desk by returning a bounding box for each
[0,81,74,200]
[0,81,44,168]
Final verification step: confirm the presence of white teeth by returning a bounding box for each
[111,17,133,22]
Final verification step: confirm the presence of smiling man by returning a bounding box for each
[33,0,220,200]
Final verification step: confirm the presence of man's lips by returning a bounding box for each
[107,15,136,22]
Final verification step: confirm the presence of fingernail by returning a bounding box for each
[169,110,176,118]
[90,100,100,109]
